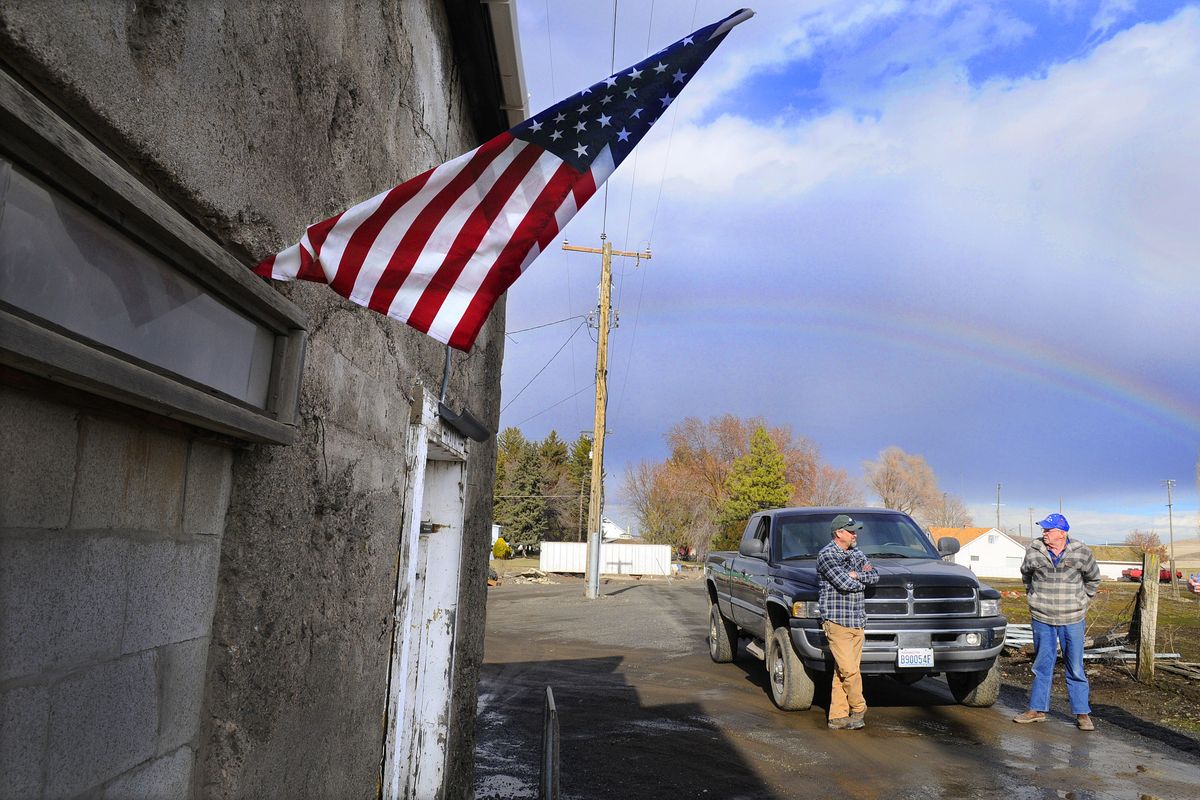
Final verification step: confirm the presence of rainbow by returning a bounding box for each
[650,300,1200,435]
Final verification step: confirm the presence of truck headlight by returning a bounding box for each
[791,601,820,618]
[979,599,1000,617]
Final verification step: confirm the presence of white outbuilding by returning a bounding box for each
[930,527,1026,579]
[1088,545,1143,580]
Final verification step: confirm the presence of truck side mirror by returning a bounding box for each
[739,537,767,558]
[937,537,960,557]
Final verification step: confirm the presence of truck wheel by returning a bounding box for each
[766,627,815,711]
[709,604,738,663]
[947,662,1000,707]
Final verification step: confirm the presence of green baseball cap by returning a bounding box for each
[831,514,863,533]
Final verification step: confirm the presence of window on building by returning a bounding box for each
[988,534,997,544]
[0,70,305,443]
[970,555,980,562]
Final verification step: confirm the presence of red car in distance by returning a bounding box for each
[1121,566,1183,582]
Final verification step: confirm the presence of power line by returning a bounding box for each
[515,381,597,427]
[506,315,585,336]
[602,0,620,236]
[501,320,586,414]
[646,0,700,243]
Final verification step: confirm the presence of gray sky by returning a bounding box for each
[497,0,1200,545]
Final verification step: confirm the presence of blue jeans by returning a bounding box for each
[1029,619,1090,714]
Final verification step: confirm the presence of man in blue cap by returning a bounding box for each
[1013,513,1101,730]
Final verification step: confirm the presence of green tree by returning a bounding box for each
[564,433,594,542]
[505,443,549,550]
[492,427,528,533]
[539,430,568,470]
[714,427,793,550]
[537,430,573,541]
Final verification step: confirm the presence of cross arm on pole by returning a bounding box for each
[562,242,652,259]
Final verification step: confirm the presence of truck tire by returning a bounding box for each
[947,661,1000,707]
[709,604,738,663]
[766,627,815,711]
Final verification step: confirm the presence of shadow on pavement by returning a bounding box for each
[474,654,780,800]
[727,642,957,715]
[1089,703,1200,757]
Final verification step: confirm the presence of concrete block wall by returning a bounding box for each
[1,1,508,796]
[0,385,233,799]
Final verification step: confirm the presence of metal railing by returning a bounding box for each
[540,686,559,800]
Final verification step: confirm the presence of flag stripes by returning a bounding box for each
[254,9,752,351]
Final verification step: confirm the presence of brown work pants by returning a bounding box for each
[823,620,866,719]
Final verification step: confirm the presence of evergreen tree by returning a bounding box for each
[566,433,594,542]
[714,427,792,550]
[506,443,549,550]
[539,430,568,470]
[538,430,572,541]
[492,427,528,534]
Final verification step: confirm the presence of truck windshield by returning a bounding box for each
[777,513,939,560]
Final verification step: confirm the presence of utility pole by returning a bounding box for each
[995,483,1003,531]
[1028,507,1034,538]
[563,236,651,599]
[1164,479,1177,599]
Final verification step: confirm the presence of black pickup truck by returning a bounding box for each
[705,507,1006,711]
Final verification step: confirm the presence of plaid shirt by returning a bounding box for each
[1021,538,1101,625]
[817,540,879,628]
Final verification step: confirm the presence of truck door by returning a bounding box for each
[731,517,771,632]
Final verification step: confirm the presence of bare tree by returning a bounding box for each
[924,493,974,528]
[808,463,862,507]
[863,446,971,528]
[1124,530,1167,558]
[863,447,939,517]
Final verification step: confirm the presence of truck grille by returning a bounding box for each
[865,585,977,618]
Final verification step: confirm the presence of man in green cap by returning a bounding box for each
[817,514,878,730]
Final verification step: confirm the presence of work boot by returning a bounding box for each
[827,717,852,730]
[849,710,866,724]
[1076,714,1095,731]
[1013,710,1047,723]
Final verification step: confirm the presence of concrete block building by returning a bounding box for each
[0,2,524,797]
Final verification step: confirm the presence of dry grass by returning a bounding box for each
[986,577,1200,661]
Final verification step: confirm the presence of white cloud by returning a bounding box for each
[645,6,1200,289]
[1089,0,1138,38]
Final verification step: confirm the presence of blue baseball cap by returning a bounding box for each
[1037,513,1070,532]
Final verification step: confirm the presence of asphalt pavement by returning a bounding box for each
[473,578,1199,799]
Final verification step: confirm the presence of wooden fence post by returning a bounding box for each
[1135,552,1160,684]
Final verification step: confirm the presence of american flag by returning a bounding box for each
[255,9,754,351]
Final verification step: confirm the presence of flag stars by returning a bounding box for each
[631,108,643,118]
[574,120,587,132]
[601,94,613,105]
[653,62,668,74]
[573,143,589,158]
[672,69,687,84]
[528,119,543,132]
[553,112,566,123]
[550,129,563,141]
[683,35,695,45]
[577,104,590,114]
[660,94,673,107]
[628,67,643,80]
[604,76,618,87]
[597,113,612,128]
[616,128,631,142]
[623,87,637,98]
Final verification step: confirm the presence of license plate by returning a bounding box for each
[897,648,934,668]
